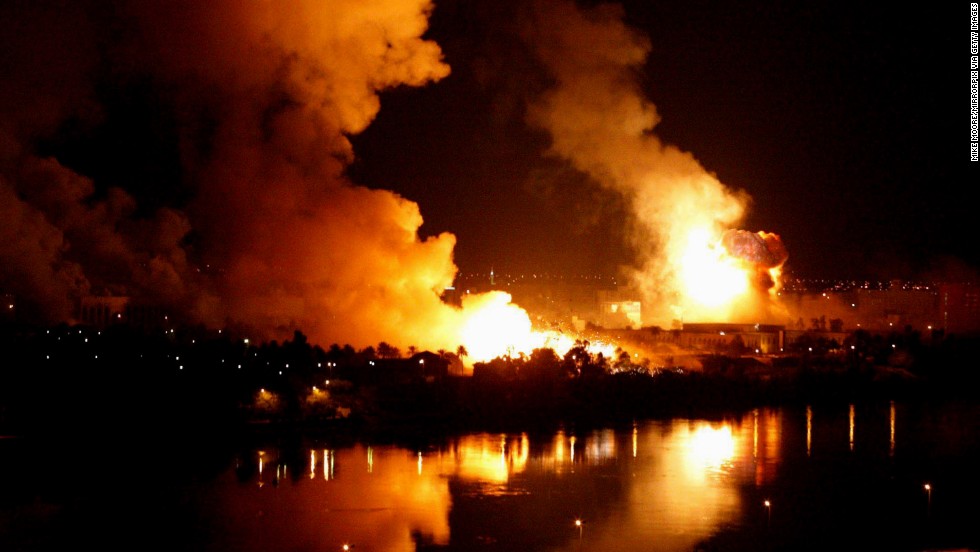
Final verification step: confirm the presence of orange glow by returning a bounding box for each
[678,227,750,309]
[458,292,539,362]
[434,434,529,488]
[456,291,617,364]
[686,424,736,477]
[662,225,787,324]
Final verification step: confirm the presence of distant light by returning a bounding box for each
[244,338,250,344]
[419,359,424,364]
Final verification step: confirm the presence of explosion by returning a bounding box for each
[670,226,788,322]
[678,227,752,309]
[458,292,616,364]
[0,0,786,366]
[521,0,788,327]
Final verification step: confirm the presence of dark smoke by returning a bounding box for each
[0,0,476,351]
[721,229,788,269]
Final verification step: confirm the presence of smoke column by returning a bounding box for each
[521,0,784,325]
[0,0,496,351]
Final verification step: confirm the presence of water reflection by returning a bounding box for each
[434,433,529,490]
[222,444,451,552]
[807,404,813,456]
[890,400,896,457]
[216,412,786,551]
[7,402,977,551]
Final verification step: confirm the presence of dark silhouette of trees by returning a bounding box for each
[3,318,976,439]
[377,341,400,359]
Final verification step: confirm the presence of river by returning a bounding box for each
[2,399,978,551]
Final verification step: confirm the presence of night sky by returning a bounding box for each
[352,0,977,280]
[1,0,977,342]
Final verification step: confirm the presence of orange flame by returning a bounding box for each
[457,292,616,365]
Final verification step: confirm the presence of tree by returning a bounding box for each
[377,342,400,359]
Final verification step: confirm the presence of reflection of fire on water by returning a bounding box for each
[434,434,530,488]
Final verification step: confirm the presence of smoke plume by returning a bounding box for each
[520,0,786,326]
[0,0,488,351]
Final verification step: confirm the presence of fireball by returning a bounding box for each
[671,226,788,321]
[459,292,540,362]
[456,291,618,364]
[678,227,751,308]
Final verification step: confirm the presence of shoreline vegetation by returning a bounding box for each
[2,322,978,446]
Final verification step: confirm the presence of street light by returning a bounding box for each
[924,483,932,515]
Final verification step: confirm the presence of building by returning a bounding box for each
[597,287,642,329]
[676,323,784,354]
[938,282,980,334]
[77,295,169,331]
